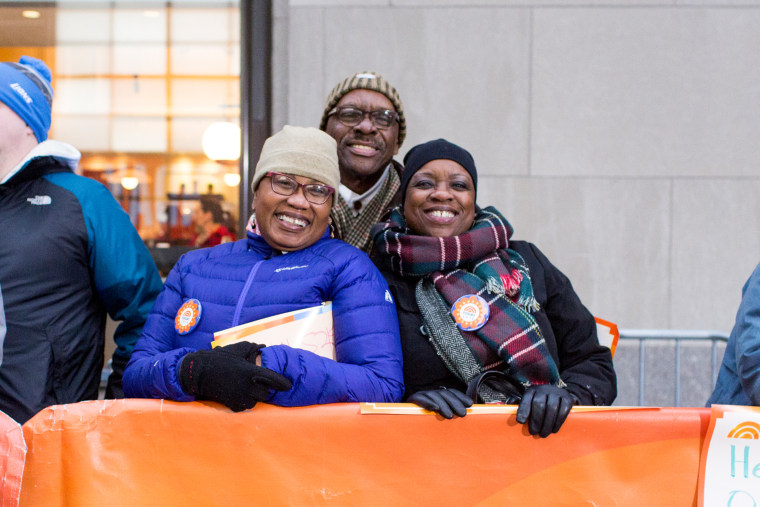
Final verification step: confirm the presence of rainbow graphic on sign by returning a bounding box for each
[727,421,760,439]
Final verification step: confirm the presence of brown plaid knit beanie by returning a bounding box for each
[319,71,406,147]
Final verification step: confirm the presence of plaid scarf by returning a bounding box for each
[330,164,400,253]
[372,206,561,387]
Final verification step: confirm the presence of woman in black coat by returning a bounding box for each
[371,138,616,437]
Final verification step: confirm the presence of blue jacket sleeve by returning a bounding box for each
[122,258,195,401]
[47,173,163,360]
[260,251,404,405]
[732,263,760,405]
[80,181,163,358]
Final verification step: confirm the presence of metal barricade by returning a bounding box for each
[99,331,730,407]
[618,329,729,406]
[99,359,112,400]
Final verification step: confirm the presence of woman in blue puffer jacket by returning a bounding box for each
[123,126,404,411]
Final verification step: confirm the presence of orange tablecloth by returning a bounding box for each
[20,400,710,506]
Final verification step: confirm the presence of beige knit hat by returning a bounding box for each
[251,126,340,193]
[319,71,406,147]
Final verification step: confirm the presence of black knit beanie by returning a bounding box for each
[400,139,478,204]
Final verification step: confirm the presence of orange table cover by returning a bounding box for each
[20,400,710,506]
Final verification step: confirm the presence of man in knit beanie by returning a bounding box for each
[320,71,406,253]
[0,56,162,424]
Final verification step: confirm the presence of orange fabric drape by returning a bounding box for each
[0,410,25,507]
[20,400,710,506]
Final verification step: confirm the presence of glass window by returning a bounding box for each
[0,1,241,274]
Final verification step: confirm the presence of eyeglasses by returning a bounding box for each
[327,106,399,129]
[265,172,335,205]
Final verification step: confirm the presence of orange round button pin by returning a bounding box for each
[451,294,489,331]
[175,298,202,335]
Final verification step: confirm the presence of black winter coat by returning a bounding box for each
[376,240,617,405]
[0,147,162,423]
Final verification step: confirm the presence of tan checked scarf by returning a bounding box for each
[330,164,401,253]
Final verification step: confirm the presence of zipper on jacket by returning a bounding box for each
[232,259,263,327]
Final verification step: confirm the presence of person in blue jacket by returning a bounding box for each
[123,126,404,411]
[0,56,163,424]
[708,262,760,406]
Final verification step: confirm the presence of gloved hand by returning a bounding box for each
[408,388,473,419]
[516,384,577,438]
[179,342,292,412]
[213,341,266,361]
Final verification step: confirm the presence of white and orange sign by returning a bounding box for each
[699,405,760,506]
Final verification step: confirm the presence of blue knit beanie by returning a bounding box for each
[0,56,53,142]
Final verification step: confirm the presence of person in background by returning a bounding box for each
[123,126,403,411]
[0,56,163,424]
[371,138,616,437]
[320,71,406,253]
[708,262,760,406]
[193,195,234,248]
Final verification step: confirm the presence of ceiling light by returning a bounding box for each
[202,121,241,162]
[120,176,139,190]
[223,173,241,187]
[22,10,41,19]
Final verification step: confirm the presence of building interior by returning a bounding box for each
[0,1,247,269]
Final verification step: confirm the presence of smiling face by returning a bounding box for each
[324,89,399,194]
[253,173,333,251]
[403,159,476,238]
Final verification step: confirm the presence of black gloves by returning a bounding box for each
[516,384,577,438]
[408,388,473,419]
[179,341,292,412]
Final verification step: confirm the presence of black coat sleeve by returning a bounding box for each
[513,241,617,405]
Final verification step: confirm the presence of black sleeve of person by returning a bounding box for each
[104,353,129,399]
[513,241,617,406]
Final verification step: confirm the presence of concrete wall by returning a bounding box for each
[273,0,760,338]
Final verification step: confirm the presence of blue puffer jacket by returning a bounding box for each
[123,230,404,405]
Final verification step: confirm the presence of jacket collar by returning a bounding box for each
[1,140,81,186]
[246,227,332,256]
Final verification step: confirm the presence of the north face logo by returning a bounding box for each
[27,195,52,205]
[385,290,393,304]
